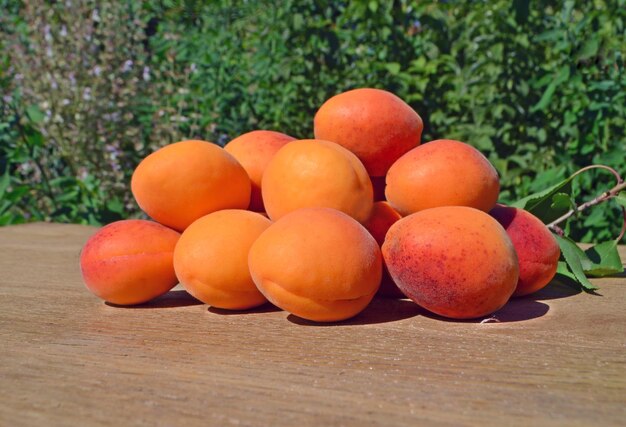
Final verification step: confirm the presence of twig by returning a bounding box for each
[547,166,626,235]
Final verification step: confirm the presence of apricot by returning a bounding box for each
[314,88,423,176]
[173,210,271,310]
[79,220,180,305]
[385,139,500,216]
[262,139,373,223]
[382,206,519,319]
[224,130,296,212]
[248,207,382,322]
[490,204,561,297]
[131,140,251,231]
[362,202,405,298]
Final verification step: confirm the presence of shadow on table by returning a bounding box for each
[410,298,550,324]
[287,297,421,327]
[531,278,583,300]
[209,303,282,315]
[105,289,203,309]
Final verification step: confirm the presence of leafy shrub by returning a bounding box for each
[1,0,624,242]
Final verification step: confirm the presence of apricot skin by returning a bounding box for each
[362,202,405,298]
[385,139,500,216]
[382,206,519,319]
[261,139,373,224]
[248,207,383,322]
[79,220,180,305]
[173,210,271,310]
[314,88,423,177]
[131,140,251,231]
[490,204,561,297]
[224,130,296,212]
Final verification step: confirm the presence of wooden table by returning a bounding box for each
[1,223,624,426]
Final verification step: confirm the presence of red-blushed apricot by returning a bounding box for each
[248,207,382,322]
[79,220,180,305]
[489,204,561,297]
[385,139,500,216]
[362,202,405,298]
[382,206,519,319]
[314,88,423,176]
[262,139,373,223]
[224,130,296,212]
[131,140,251,231]
[173,210,271,310]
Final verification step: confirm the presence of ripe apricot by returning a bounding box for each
[490,204,561,297]
[131,140,251,231]
[385,139,500,216]
[362,202,405,298]
[224,130,296,212]
[314,88,423,176]
[173,210,271,310]
[80,220,180,305]
[262,139,373,223]
[383,206,519,319]
[248,207,382,322]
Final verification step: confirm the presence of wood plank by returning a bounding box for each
[0,222,624,426]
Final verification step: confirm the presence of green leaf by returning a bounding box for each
[26,105,45,123]
[106,198,125,214]
[555,235,598,291]
[583,240,624,277]
[384,62,401,75]
[614,193,626,209]
[0,170,9,200]
[531,66,569,112]
[512,174,574,223]
[577,37,600,61]
[550,192,573,212]
[368,1,378,13]
[555,260,579,285]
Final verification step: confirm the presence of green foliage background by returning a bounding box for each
[1,0,625,242]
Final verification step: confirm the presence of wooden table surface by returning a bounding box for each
[0,223,625,427]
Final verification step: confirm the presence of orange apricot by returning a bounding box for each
[224,130,296,212]
[385,139,500,216]
[382,206,519,319]
[79,220,180,305]
[248,207,382,322]
[362,202,405,298]
[314,88,423,176]
[490,204,561,297]
[131,140,251,231]
[262,139,373,223]
[173,210,271,310]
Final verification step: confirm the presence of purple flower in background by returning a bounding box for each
[142,66,150,81]
[122,60,133,72]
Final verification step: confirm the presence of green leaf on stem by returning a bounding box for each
[583,240,624,277]
[554,235,598,291]
[512,176,574,223]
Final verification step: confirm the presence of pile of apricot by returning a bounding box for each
[80,88,560,322]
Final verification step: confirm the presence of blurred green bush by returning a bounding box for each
[1,0,624,242]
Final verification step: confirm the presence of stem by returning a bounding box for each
[547,173,626,234]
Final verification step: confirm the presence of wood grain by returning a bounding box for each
[0,222,624,427]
